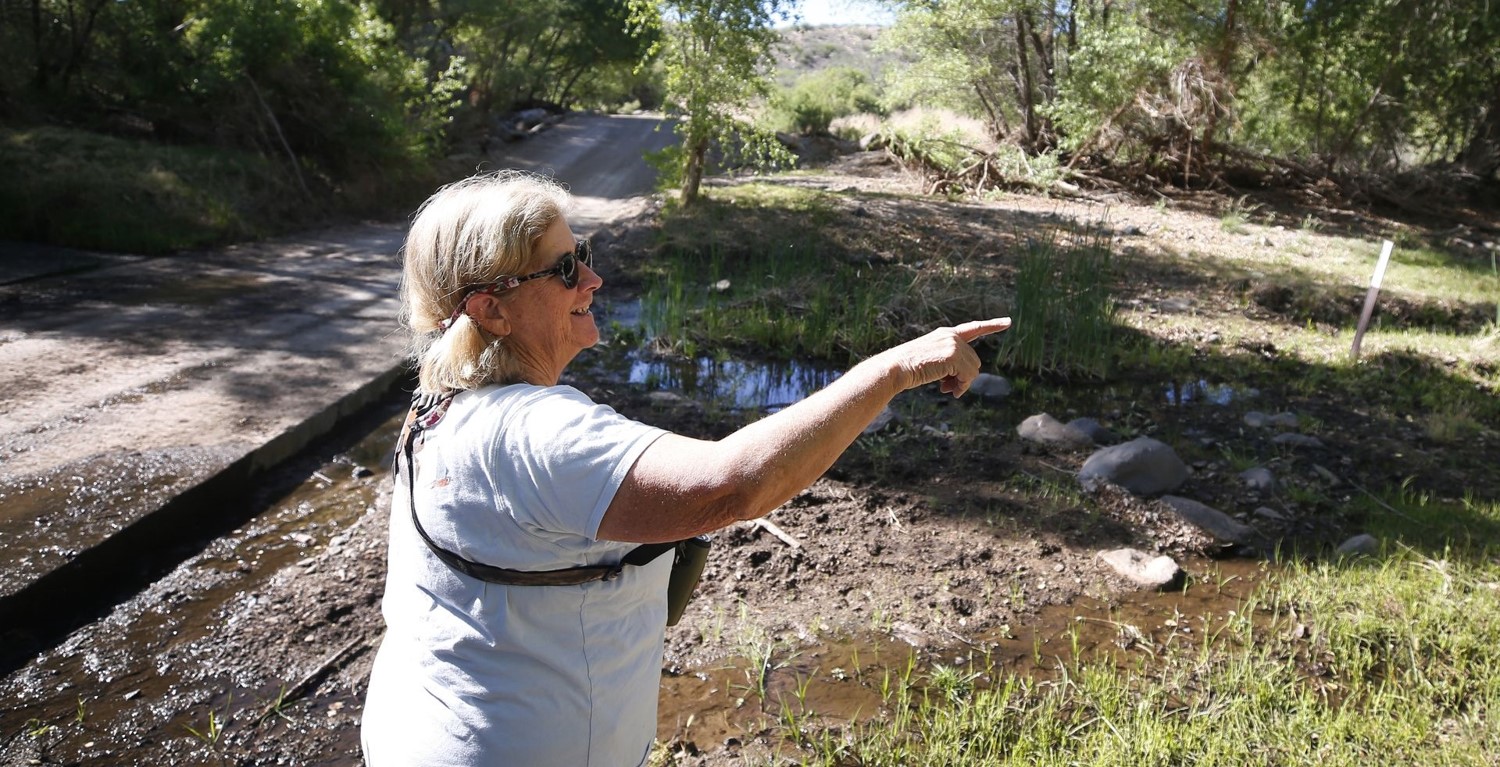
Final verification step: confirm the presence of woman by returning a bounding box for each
[361,170,1010,766]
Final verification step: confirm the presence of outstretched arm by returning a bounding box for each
[598,318,1011,543]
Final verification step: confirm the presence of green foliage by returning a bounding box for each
[0,0,659,250]
[1047,12,1195,159]
[181,0,440,171]
[879,116,978,176]
[769,66,883,135]
[452,0,652,113]
[629,0,794,202]
[876,0,1500,180]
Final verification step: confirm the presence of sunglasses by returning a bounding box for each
[442,239,594,329]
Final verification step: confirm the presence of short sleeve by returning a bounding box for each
[492,386,665,541]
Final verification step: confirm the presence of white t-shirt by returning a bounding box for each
[363,384,669,767]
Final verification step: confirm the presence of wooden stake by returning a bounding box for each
[1351,239,1394,359]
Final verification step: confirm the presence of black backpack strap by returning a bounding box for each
[396,389,681,586]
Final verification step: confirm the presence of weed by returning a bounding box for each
[26,718,55,738]
[184,710,224,746]
[1219,194,1260,233]
[184,693,233,748]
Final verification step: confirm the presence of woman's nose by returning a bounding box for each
[579,260,603,291]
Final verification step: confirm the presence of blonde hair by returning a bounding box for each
[400,170,570,392]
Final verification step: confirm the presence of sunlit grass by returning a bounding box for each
[739,512,1500,766]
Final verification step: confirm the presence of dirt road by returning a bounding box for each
[0,112,676,668]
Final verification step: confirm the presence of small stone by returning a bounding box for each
[1268,412,1299,430]
[1017,413,1093,450]
[1161,495,1259,545]
[1272,432,1325,449]
[1336,533,1379,557]
[1253,506,1287,522]
[970,373,1012,401]
[1239,466,1279,495]
[1097,548,1184,590]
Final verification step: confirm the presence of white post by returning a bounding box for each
[1350,240,1394,359]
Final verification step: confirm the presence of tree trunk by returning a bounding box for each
[31,0,47,90]
[1012,10,1037,150]
[681,134,709,204]
[1201,0,1238,164]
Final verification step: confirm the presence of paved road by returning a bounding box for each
[0,113,674,647]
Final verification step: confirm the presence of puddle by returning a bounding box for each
[658,558,1270,751]
[600,298,841,412]
[1164,379,1257,406]
[628,355,840,412]
[0,446,235,596]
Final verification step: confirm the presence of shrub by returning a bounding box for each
[770,67,884,135]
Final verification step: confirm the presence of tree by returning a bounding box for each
[629,0,792,203]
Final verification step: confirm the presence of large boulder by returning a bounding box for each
[1077,437,1189,496]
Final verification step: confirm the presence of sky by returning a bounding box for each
[778,0,896,27]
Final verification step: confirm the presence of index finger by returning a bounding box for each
[953,317,1012,342]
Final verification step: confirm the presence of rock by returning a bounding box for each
[1253,506,1287,522]
[1336,533,1379,557]
[1268,412,1299,430]
[647,391,701,412]
[863,407,896,435]
[1077,437,1189,496]
[516,108,549,129]
[1017,413,1093,450]
[1312,464,1340,485]
[1067,417,1118,445]
[1159,296,1194,313]
[1243,411,1270,428]
[1098,549,1183,590]
[1161,495,1259,545]
[1272,433,1325,449]
[970,373,1012,401]
[1239,466,1279,496]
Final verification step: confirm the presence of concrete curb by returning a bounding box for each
[0,361,412,673]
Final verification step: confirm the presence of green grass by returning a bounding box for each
[0,124,436,254]
[644,187,992,364]
[0,125,308,253]
[748,506,1500,765]
[643,184,1113,375]
[998,228,1116,378]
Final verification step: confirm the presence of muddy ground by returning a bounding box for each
[2,153,1497,766]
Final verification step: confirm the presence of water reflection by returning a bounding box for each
[1164,379,1256,406]
[628,356,839,412]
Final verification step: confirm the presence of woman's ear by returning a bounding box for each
[465,293,511,338]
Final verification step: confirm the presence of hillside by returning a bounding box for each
[772,24,897,86]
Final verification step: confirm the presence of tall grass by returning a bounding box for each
[641,187,1002,364]
[642,238,924,363]
[996,228,1116,379]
